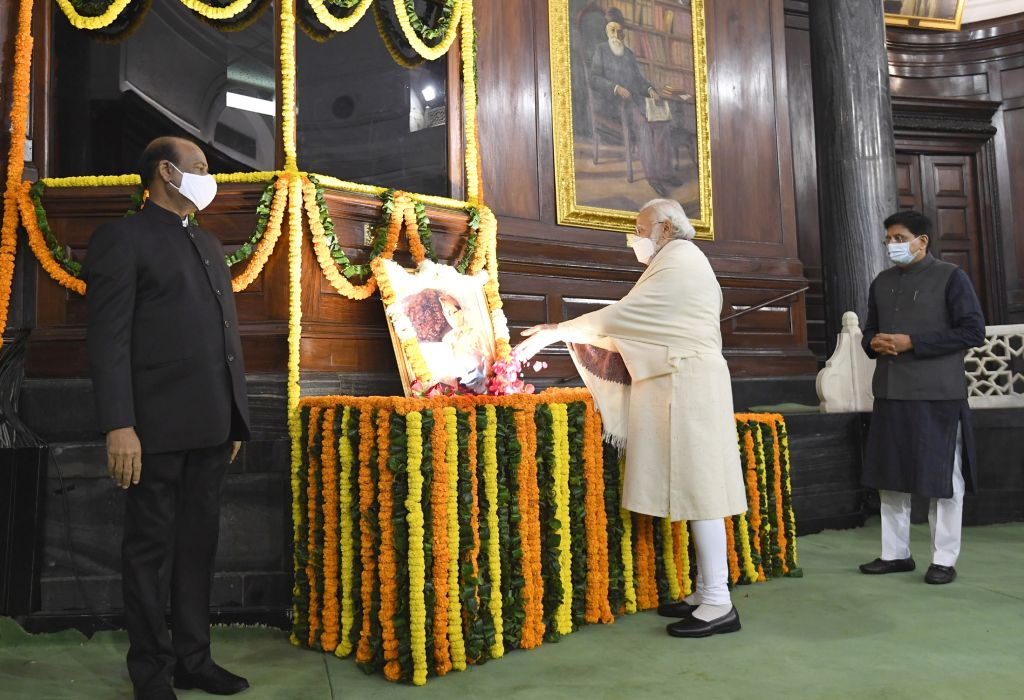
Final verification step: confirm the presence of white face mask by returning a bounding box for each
[631,236,656,265]
[169,162,217,211]
[887,238,919,265]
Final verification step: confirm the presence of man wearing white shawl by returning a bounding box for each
[516,199,747,638]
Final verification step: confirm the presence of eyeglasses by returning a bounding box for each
[882,233,922,247]
[634,220,666,236]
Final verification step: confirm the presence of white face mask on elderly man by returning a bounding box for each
[168,162,218,211]
[631,236,657,265]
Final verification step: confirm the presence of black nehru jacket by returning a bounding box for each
[85,202,250,454]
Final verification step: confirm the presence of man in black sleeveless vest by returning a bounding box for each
[858,210,985,585]
[85,137,251,699]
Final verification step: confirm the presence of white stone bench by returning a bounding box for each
[815,312,1024,412]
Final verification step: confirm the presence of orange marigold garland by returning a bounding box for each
[375,410,402,681]
[514,403,546,648]
[320,408,340,652]
[232,174,289,292]
[356,410,379,665]
[306,407,323,648]
[429,410,453,675]
[634,515,658,610]
[769,418,788,573]
[582,402,613,624]
[0,0,34,348]
[725,516,741,585]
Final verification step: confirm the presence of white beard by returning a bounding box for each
[608,38,625,57]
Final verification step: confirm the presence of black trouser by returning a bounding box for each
[122,442,229,692]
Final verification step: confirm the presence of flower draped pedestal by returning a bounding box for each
[293,391,800,685]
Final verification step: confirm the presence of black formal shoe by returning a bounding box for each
[657,600,698,618]
[174,664,249,695]
[924,564,957,584]
[666,606,741,638]
[134,685,177,700]
[859,557,916,574]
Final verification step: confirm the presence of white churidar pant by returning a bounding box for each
[879,423,964,567]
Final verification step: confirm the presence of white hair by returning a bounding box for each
[641,198,696,242]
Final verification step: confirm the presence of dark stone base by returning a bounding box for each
[13,374,1023,631]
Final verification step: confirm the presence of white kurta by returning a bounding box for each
[559,240,747,521]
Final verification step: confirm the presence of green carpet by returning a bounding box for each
[3,519,1023,699]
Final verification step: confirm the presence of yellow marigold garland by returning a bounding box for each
[443,407,467,670]
[742,429,766,582]
[336,407,357,658]
[232,174,289,292]
[671,521,691,597]
[737,512,759,584]
[287,175,305,638]
[618,457,638,614]
[392,0,463,60]
[660,517,680,602]
[179,0,256,20]
[550,403,573,635]
[428,411,452,675]
[482,405,504,658]
[373,0,424,69]
[405,411,429,686]
[280,1,298,170]
[305,177,379,300]
[308,0,373,32]
[460,0,482,203]
[321,409,342,651]
[54,0,133,30]
[371,256,433,385]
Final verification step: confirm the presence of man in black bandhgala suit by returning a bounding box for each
[85,136,251,700]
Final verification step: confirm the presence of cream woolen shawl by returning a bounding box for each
[559,239,746,519]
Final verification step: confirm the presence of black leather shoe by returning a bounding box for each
[859,557,916,574]
[657,600,698,618]
[666,606,741,638]
[174,664,249,695]
[924,564,957,584]
[134,685,177,700]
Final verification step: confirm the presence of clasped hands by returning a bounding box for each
[614,85,661,101]
[869,332,913,357]
[106,426,242,489]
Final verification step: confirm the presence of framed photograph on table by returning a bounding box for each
[883,1,966,31]
[549,0,714,238]
[375,259,499,397]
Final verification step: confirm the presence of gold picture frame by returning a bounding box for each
[883,0,966,31]
[549,0,714,238]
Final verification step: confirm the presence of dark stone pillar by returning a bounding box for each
[808,0,896,348]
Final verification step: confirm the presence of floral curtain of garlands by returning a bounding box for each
[0,0,497,542]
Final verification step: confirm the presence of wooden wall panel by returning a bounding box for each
[10,0,821,381]
[885,13,1024,323]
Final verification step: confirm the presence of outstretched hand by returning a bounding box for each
[514,323,560,361]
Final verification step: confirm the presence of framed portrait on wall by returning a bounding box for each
[549,0,714,238]
[376,259,499,397]
[883,1,966,31]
